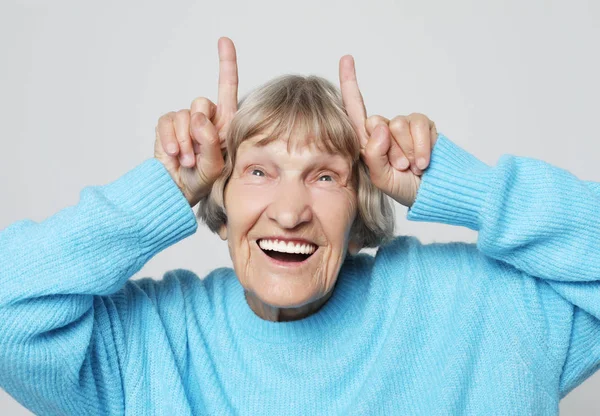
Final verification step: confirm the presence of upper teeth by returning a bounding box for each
[258,239,317,255]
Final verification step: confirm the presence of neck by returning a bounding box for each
[244,290,334,322]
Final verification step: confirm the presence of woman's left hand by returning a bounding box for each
[339,55,438,208]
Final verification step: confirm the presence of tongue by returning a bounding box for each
[268,251,309,262]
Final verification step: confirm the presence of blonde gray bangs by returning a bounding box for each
[226,75,360,165]
[196,74,395,249]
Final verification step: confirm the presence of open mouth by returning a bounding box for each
[257,239,317,263]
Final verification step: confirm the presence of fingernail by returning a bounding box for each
[197,113,207,126]
[416,157,428,170]
[182,154,194,166]
[396,157,410,170]
[167,144,178,155]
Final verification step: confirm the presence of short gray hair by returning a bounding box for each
[196,74,394,248]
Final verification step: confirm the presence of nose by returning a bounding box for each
[266,180,313,229]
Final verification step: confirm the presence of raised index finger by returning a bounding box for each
[217,37,239,114]
[339,55,368,147]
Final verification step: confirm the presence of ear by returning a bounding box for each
[348,240,362,255]
[218,224,228,241]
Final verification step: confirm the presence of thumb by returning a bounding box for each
[363,123,392,187]
[190,112,224,180]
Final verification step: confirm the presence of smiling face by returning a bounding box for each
[220,127,359,318]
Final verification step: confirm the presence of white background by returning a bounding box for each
[0,0,598,414]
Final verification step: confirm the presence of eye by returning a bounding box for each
[251,168,265,177]
[318,174,333,182]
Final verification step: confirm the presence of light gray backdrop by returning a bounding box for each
[0,0,598,414]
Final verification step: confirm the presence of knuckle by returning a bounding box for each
[365,114,377,126]
[409,113,430,130]
[389,116,409,134]
[367,114,385,124]
[366,115,386,133]
[157,112,173,126]
[191,97,216,115]
[174,109,190,123]
[409,112,428,125]
[191,97,211,107]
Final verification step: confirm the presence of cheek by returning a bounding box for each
[311,188,357,244]
[225,183,275,236]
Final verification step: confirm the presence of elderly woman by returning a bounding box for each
[0,37,599,416]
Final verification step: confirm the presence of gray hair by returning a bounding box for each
[196,74,394,248]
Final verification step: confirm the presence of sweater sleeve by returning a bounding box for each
[407,134,600,398]
[0,158,197,414]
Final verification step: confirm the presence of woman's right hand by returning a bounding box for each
[154,37,239,207]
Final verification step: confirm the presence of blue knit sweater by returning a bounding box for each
[1,134,599,415]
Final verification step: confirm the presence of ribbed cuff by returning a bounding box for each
[100,158,198,257]
[406,134,493,231]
